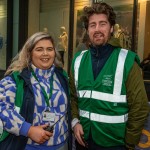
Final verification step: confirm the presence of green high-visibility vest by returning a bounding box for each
[0,71,24,142]
[72,48,140,147]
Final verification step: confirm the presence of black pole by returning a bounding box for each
[6,0,13,68]
[67,0,74,73]
[131,0,138,52]
[18,0,29,51]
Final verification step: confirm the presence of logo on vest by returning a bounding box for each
[102,75,113,86]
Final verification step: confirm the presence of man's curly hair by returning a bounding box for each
[81,2,116,30]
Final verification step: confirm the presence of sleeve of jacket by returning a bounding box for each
[125,62,149,149]
[0,76,29,136]
[69,69,79,120]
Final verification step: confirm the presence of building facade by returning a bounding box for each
[0,0,149,75]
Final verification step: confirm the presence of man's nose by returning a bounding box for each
[95,24,101,31]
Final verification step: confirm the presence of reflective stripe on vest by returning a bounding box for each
[74,50,87,89]
[78,90,126,103]
[80,109,128,123]
[113,49,128,95]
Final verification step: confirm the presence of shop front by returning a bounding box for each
[0,0,149,76]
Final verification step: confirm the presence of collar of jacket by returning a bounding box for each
[89,43,115,59]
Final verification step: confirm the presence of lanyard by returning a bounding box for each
[31,69,53,107]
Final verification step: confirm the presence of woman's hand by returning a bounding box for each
[27,124,53,144]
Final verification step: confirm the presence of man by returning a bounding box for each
[70,2,149,150]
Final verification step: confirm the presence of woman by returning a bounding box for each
[0,32,72,150]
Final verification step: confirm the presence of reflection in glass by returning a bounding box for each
[73,0,92,55]
[112,2,133,50]
[57,26,68,66]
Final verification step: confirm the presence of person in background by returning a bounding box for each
[0,32,72,150]
[70,2,149,150]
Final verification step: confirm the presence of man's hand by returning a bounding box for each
[27,124,53,144]
[73,123,86,147]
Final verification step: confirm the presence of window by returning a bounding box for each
[0,0,7,70]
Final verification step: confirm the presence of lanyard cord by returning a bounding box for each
[31,69,53,107]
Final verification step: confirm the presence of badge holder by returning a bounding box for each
[43,109,55,122]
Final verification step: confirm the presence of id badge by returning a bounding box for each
[43,111,55,122]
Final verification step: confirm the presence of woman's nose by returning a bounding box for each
[42,49,48,55]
